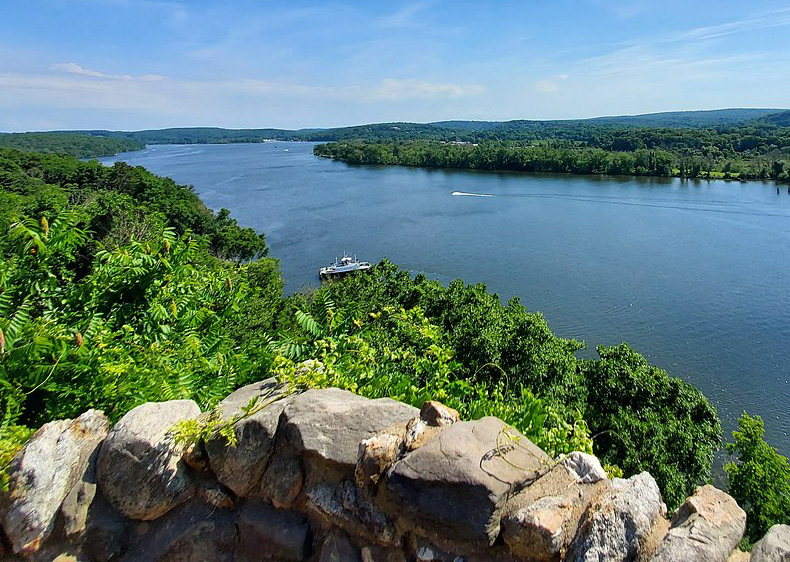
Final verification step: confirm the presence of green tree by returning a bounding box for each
[725,413,790,544]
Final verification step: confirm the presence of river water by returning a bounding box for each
[100,142,790,454]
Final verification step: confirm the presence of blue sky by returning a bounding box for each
[2,0,789,131]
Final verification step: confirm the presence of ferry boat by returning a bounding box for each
[319,254,372,279]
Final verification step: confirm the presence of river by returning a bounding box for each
[100,142,790,455]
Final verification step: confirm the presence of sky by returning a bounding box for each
[1,0,789,131]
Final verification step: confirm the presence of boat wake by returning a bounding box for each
[451,191,494,197]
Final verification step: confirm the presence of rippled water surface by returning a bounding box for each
[101,142,790,453]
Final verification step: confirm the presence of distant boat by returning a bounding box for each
[319,254,372,279]
[451,191,493,197]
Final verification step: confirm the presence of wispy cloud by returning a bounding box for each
[672,7,790,43]
[51,62,165,81]
[369,78,484,100]
[376,2,430,28]
[535,74,568,94]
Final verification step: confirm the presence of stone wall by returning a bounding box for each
[0,379,788,562]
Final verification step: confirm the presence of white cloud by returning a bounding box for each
[369,78,484,100]
[534,74,568,94]
[50,62,165,82]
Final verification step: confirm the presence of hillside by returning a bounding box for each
[18,107,784,147]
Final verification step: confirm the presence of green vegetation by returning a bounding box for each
[314,135,790,182]
[0,146,782,526]
[725,413,790,546]
[0,133,144,158]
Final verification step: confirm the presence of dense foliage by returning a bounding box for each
[311,264,720,508]
[0,133,144,158]
[315,137,790,182]
[725,413,790,545]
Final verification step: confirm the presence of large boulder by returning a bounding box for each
[569,472,665,562]
[0,410,109,555]
[96,400,200,520]
[751,525,790,562]
[205,379,291,497]
[281,388,418,480]
[651,485,746,562]
[386,416,552,546]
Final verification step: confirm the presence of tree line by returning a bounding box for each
[314,139,790,182]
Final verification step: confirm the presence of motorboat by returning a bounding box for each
[319,254,372,279]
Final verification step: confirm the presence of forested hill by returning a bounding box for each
[433,108,783,131]
[0,132,144,158]
[14,107,788,147]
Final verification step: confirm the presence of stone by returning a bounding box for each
[361,544,409,562]
[404,417,443,452]
[182,441,210,473]
[196,480,235,510]
[728,550,752,562]
[412,536,456,562]
[235,499,310,562]
[751,525,790,562]
[356,428,407,491]
[305,480,398,545]
[260,454,304,509]
[569,472,665,562]
[96,400,200,520]
[562,452,608,484]
[59,451,128,562]
[118,500,236,562]
[651,485,746,562]
[419,401,460,427]
[282,388,418,478]
[502,462,609,561]
[0,410,109,555]
[386,416,552,546]
[319,530,362,562]
[205,378,291,497]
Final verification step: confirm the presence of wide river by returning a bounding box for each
[101,142,790,455]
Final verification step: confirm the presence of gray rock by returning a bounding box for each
[282,388,418,478]
[319,530,362,562]
[562,452,608,484]
[502,462,609,561]
[386,416,553,546]
[651,485,746,562]
[96,400,200,520]
[305,480,398,545]
[260,454,304,509]
[59,447,128,562]
[235,499,310,561]
[1,410,109,555]
[570,472,665,562]
[119,500,236,562]
[752,525,790,562]
[205,378,291,497]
